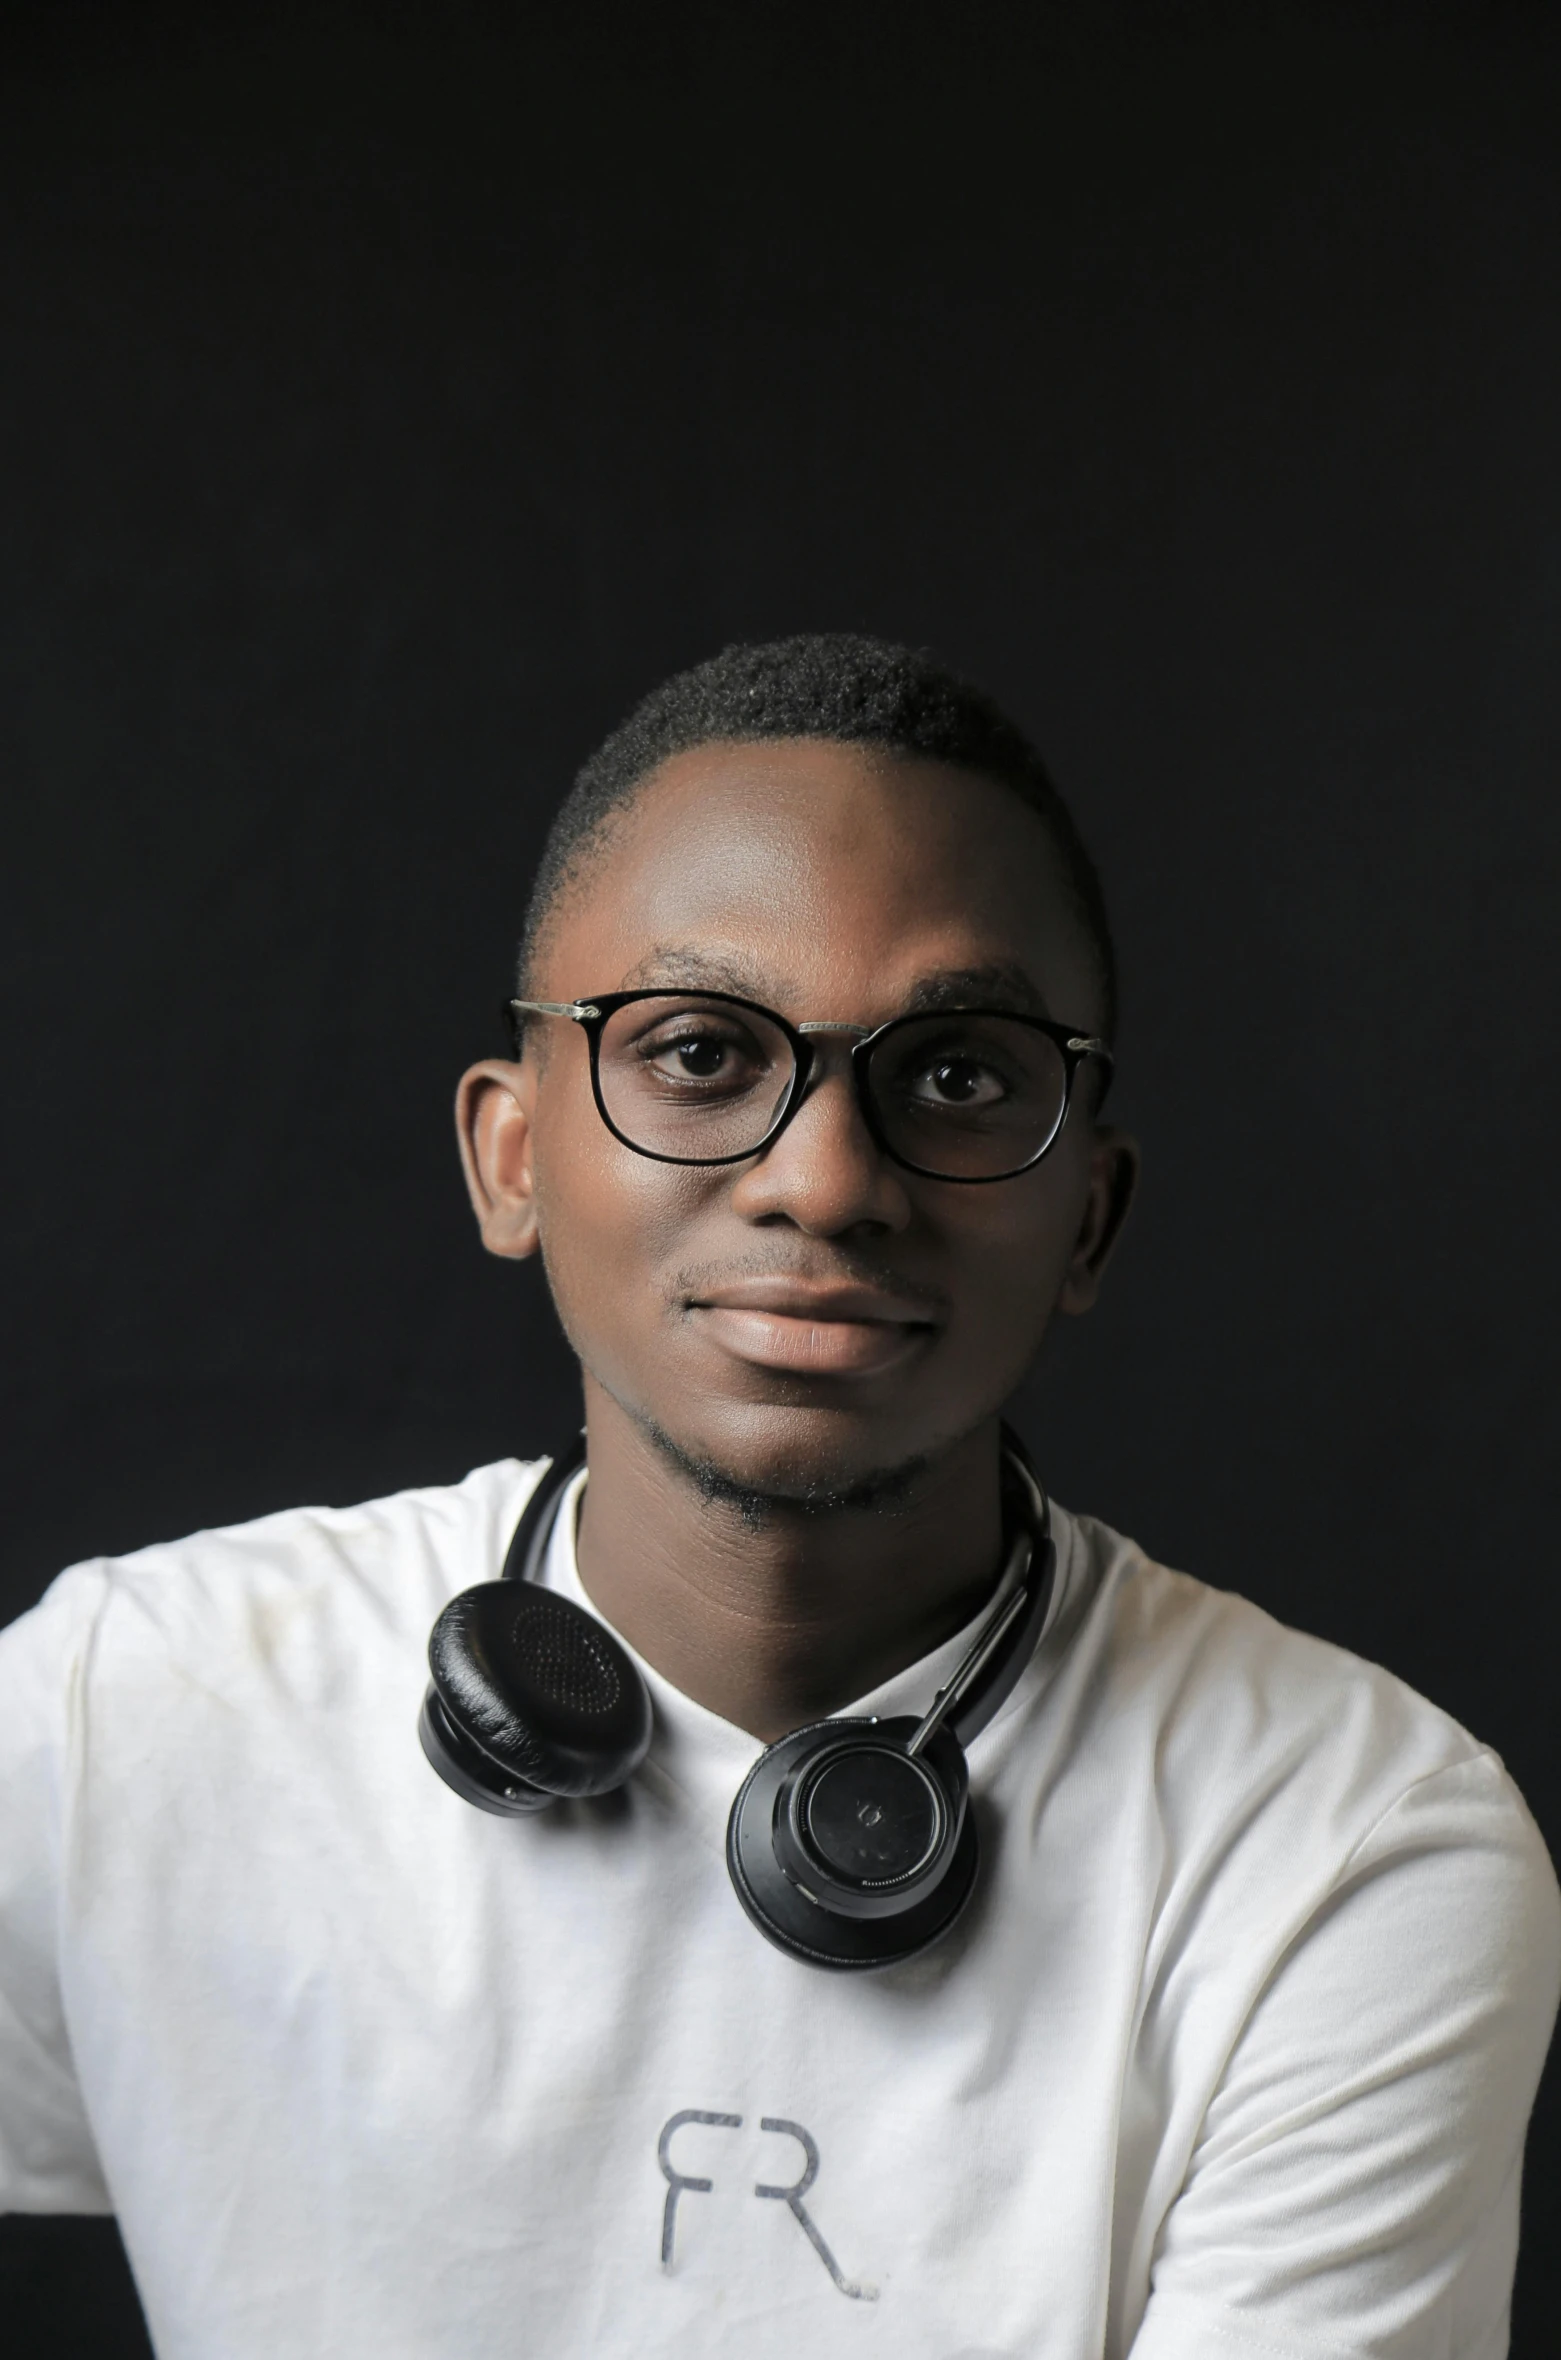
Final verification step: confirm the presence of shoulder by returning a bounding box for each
[1054,1503,1497,1789]
[0,1458,549,1715]
[1037,1508,1557,1933]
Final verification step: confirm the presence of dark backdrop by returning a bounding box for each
[2,4,1558,2351]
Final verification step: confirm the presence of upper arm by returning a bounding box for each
[1130,1755,1561,2360]
[0,1570,113,2214]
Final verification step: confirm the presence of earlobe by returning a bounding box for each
[455,1060,541,1261]
[1058,1127,1140,1316]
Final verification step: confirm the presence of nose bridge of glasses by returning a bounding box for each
[789,1021,875,1103]
[767,1025,894,1182]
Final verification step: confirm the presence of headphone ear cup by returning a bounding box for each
[426,1580,653,1805]
[725,1718,979,1970]
[418,1686,555,1816]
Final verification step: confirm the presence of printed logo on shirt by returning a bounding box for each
[656,2110,878,2301]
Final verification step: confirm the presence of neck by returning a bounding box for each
[572,1383,1007,1741]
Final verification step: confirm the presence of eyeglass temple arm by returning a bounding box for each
[509,998,602,1022]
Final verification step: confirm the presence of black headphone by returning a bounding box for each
[419,1427,1054,1972]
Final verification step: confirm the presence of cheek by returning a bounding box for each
[529,1091,709,1353]
[937,1151,1090,1338]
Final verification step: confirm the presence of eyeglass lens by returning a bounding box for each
[593,996,1070,1179]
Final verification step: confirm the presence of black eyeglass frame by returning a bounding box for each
[507,989,1113,1185]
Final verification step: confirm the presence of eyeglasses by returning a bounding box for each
[508,990,1112,1184]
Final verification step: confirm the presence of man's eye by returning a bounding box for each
[642,1028,758,1085]
[907,1056,1007,1108]
[661,1035,732,1079]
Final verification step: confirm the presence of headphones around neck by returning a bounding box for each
[419,1427,1054,1971]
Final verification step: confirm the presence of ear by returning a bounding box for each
[1057,1126,1140,1316]
[456,1059,540,1261]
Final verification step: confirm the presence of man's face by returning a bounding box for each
[464,739,1133,1500]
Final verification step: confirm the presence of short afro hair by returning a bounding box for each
[519,632,1117,1038]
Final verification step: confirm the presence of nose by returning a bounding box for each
[727,1049,912,1237]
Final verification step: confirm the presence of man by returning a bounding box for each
[1,634,1556,2359]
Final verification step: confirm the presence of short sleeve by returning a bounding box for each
[1130,1754,1561,2360]
[0,1569,114,2213]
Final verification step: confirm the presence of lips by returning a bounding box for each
[685,1277,941,1377]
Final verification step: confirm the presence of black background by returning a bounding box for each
[2,3,1558,2350]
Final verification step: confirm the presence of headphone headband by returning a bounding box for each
[500,1424,1052,1746]
[499,1429,588,1587]
[944,1439,1054,1749]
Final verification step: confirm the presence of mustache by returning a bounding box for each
[669,1250,951,1319]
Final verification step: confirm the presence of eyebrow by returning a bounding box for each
[621,946,785,998]
[899,963,1051,1019]
[618,948,1052,1021]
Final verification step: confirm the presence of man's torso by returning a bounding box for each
[2,1460,1552,2360]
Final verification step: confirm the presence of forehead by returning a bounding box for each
[537,737,1100,1025]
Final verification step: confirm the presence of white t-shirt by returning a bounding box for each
[1,1459,1556,2360]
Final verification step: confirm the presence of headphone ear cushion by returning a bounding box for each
[419,1686,555,1816]
[428,1582,653,1799]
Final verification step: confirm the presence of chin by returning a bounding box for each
[626,1393,959,1518]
